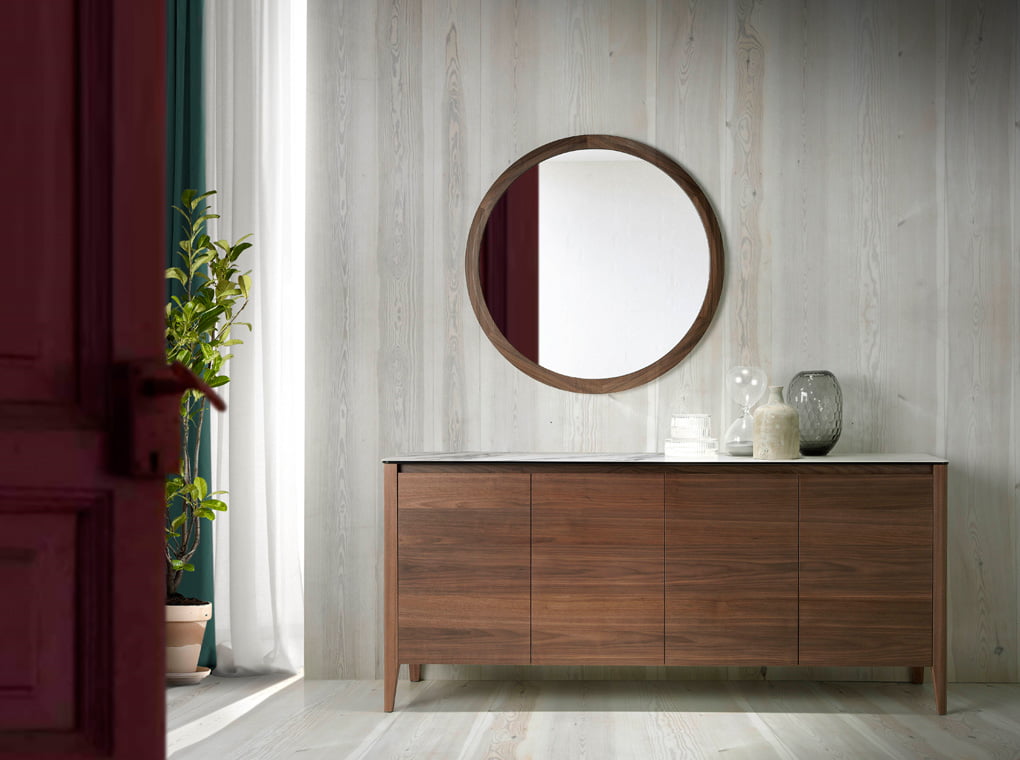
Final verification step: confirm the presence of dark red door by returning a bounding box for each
[0,1,168,757]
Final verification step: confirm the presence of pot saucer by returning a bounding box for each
[166,666,211,686]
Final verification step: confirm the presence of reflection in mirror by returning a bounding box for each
[467,135,723,394]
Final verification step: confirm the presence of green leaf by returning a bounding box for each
[216,282,241,298]
[195,305,226,334]
[187,189,216,210]
[202,498,228,512]
[207,375,230,388]
[239,274,252,298]
[194,476,208,501]
[170,512,188,530]
[165,477,184,501]
[165,267,188,286]
[192,252,215,270]
[229,241,254,262]
[195,508,216,521]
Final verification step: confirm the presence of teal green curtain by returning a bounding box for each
[166,0,215,669]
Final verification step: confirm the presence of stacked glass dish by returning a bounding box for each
[664,413,718,458]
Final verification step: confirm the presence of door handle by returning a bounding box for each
[142,361,226,411]
[111,360,227,478]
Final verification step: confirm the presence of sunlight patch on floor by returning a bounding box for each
[167,673,303,757]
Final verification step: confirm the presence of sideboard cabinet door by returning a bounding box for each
[397,473,531,663]
[799,474,934,665]
[532,473,664,665]
[666,473,798,665]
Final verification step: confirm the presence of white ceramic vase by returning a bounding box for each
[753,386,800,460]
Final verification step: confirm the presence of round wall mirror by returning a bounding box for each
[465,134,724,393]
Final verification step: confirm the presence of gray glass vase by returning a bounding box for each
[787,370,842,456]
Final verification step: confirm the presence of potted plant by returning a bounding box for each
[164,189,252,677]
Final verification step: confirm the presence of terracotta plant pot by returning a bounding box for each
[166,601,212,674]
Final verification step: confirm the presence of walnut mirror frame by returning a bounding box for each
[465,134,724,394]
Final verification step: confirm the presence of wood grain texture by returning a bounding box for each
[397,474,531,664]
[305,0,1020,684]
[799,599,933,667]
[800,546,932,599]
[168,677,1020,760]
[727,0,768,371]
[393,461,941,689]
[306,0,390,680]
[532,471,663,546]
[800,474,934,667]
[666,474,797,665]
[532,473,663,664]
[799,474,934,544]
[654,0,729,456]
[1014,0,1020,703]
[943,0,1019,685]
[420,0,480,456]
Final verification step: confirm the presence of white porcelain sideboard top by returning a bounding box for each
[382,452,947,464]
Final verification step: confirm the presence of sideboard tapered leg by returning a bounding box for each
[932,664,946,715]
[384,658,398,712]
[409,664,422,682]
[933,463,947,715]
[908,667,924,684]
[384,463,399,711]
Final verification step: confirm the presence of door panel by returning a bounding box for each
[0,0,75,406]
[800,599,933,665]
[532,473,664,665]
[397,473,531,663]
[0,509,76,731]
[800,475,933,665]
[0,1,168,756]
[666,474,798,665]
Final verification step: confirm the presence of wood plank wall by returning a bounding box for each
[305,0,1019,682]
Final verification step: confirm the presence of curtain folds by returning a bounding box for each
[166,0,216,669]
[204,0,306,675]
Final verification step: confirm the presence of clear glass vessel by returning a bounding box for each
[723,366,767,456]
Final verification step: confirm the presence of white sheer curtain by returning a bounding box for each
[204,0,306,675]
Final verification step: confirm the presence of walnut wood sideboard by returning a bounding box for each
[382,453,947,713]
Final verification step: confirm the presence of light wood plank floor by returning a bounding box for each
[167,677,1020,759]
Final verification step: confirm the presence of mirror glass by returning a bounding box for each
[467,135,723,393]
